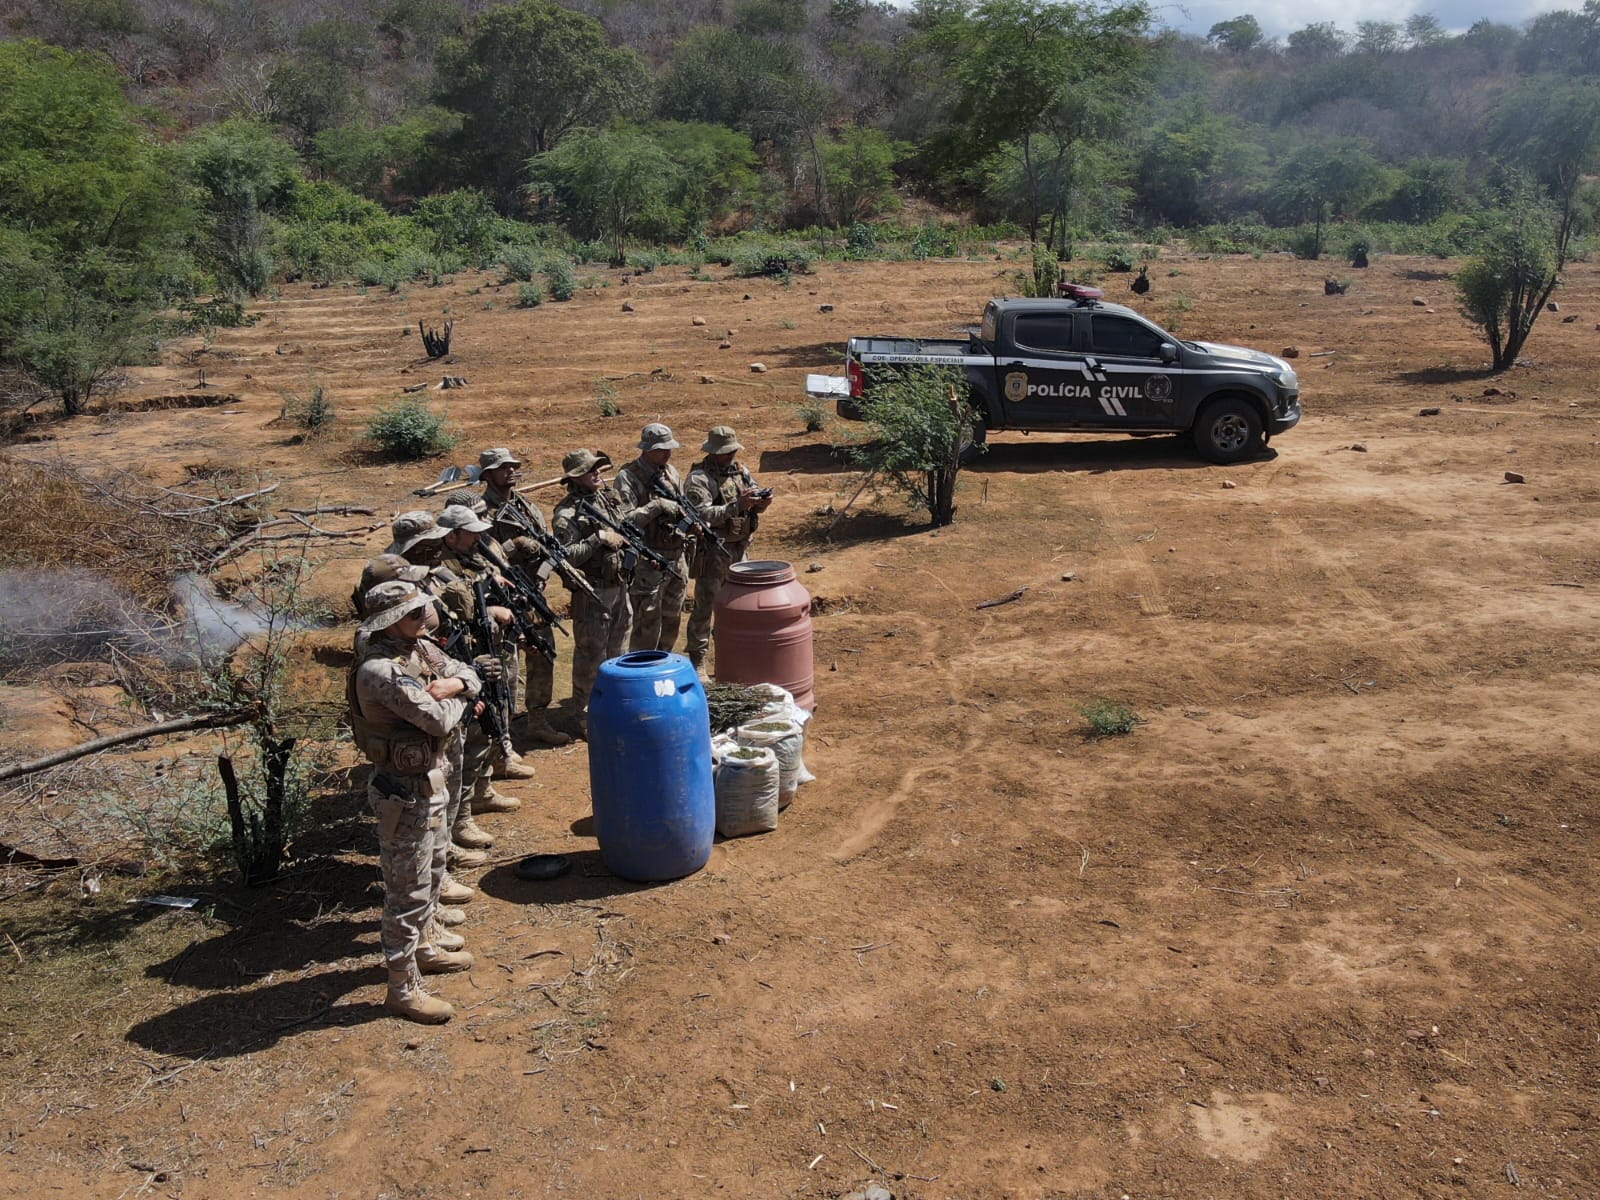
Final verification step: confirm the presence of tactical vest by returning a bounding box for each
[346,636,446,775]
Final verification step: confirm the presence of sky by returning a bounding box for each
[1151,0,1586,39]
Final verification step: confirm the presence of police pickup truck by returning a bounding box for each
[840,284,1301,464]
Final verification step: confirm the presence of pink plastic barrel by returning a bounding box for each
[713,560,814,711]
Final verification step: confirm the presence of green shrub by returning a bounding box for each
[1077,697,1141,737]
[912,222,957,260]
[516,281,544,308]
[626,250,659,273]
[595,379,620,418]
[280,385,335,435]
[366,398,455,459]
[544,258,577,301]
[1102,245,1136,272]
[846,221,878,259]
[799,400,827,432]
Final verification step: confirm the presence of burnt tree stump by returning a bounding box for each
[420,319,453,359]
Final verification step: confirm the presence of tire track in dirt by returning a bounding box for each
[1403,826,1593,939]
[828,569,1000,862]
[1078,478,1233,702]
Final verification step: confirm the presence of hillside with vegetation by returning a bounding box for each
[4,0,1600,413]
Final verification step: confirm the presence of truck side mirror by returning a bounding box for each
[1159,343,1178,363]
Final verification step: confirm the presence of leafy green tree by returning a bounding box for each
[1488,78,1600,261]
[1462,19,1518,68]
[1133,104,1252,225]
[925,0,1152,249]
[311,109,459,202]
[1404,13,1446,48]
[648,122,763,232]
[1268,139,1384,256]
[1353,21,1402,55]
[1286,22,1345,62]
[1376,158,1466,223]
[822,126,909,221]
[1456,178,1559,372]
[848,365,981,527]
[411,189,501,262]
[435,0,650,212]
[182,119,302,295]
[530,129,678,265]
[0,41,194,416]
[1207,15,1263,54]
[1516,8,1600,75]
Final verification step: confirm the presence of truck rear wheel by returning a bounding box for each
[1192,397,1262,464]
[958,418,987,466]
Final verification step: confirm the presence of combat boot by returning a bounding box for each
[453,815,496,849]
[439,875,475,905]
[471,776,521,814]
[448,842,489,869]
[522,711,573,748]
[424,918,465,952]
[385,968,453,1024]
[436,905,467,927]
[495,750,538,780]
[416,945,475,974]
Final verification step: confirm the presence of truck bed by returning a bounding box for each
[848,335,984,365]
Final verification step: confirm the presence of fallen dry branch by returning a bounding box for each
[209,520,385,568]
[168,483,280,516]
[0,707,258,783]
[976,587,1028,610]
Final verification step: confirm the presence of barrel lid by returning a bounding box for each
[727,559,795,584]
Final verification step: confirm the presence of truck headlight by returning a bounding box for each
[1273,369,1298,389]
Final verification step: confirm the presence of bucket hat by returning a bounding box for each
[562,448,611,479]
[702,425,743,454]
[437,504,491,534]
[637,423,680,451]
[359,553,428,601]
[391,510,446,555]
[478,447,521,472]
[360,580,435,633]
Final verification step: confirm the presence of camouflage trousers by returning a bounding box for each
[684,543,749,666]
[628,554,688,654]
[369,766,448,974]
[570,583,632,712]
[520,640,556,713]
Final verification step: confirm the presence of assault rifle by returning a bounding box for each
[483,569,560,664]
[648,473,727,558]
[470,579,515,756]
[491,497,600,603]
[576,496,685,580]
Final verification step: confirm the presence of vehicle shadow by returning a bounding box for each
[763,341,847,370]
[966,435,1275,474]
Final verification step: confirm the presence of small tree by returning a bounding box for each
[1457,181,1560,372]
[849,365,983,527]
[528,127,677,265]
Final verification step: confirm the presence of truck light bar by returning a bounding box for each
[1057,282,1105,304]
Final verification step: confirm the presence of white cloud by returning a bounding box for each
[1155,0,1584,40]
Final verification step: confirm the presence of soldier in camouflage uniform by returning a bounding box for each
[613,424,691,654]
[385,510,447,563]
[477,448,573,748]
[349,580,482,1024]
[684,426,772,670]
[430,504,525,864]
[551,449,679,734]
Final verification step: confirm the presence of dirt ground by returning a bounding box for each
[2,247,1599,1199]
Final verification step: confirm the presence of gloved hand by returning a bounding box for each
[650,497,682,520]
[473,654,504,683]
[598,529,627,550]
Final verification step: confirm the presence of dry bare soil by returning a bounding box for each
[3,250,1599,1199]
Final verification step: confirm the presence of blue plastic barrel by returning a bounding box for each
[587,651,715,881]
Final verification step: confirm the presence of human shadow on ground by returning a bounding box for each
[125,963,387,1059]
[762,341,847,370]
[758,443,849,476]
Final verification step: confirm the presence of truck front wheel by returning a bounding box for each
[1192,398,1263,464]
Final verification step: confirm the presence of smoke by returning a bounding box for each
[0,568,168,671]
[0,568,275,673]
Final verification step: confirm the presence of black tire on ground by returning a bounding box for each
[1191,397,1263,464]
